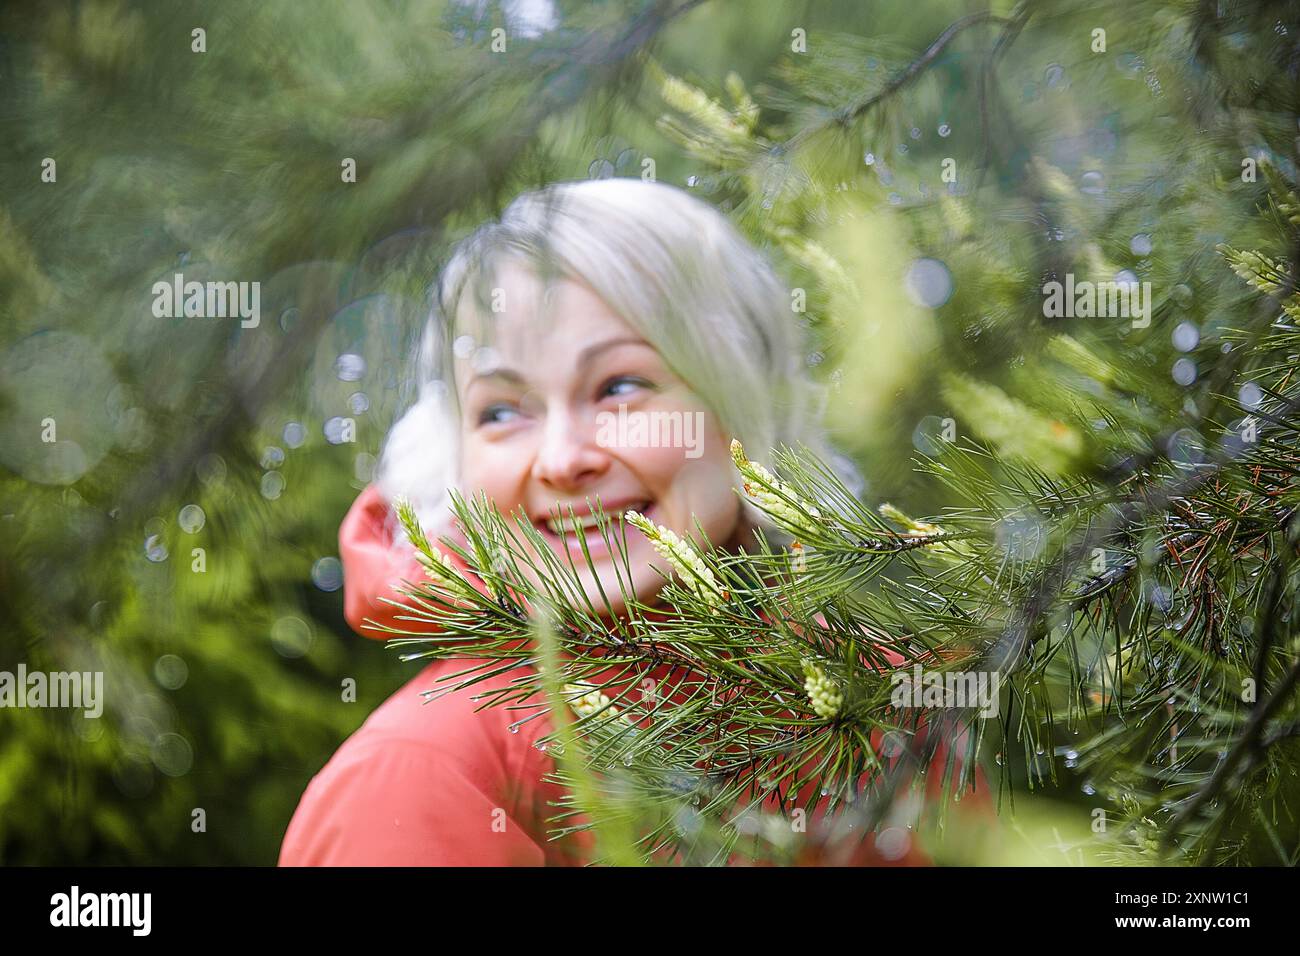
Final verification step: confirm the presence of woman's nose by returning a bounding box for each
[529,409,610,491]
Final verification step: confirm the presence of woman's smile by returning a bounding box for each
[532,497,655,560]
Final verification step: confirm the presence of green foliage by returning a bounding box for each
[3,0,1299,865]
[385,0,1300,865]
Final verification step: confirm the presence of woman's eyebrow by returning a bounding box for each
[466,367,527,388]
[576,336,652,366]
[465,336,652,388]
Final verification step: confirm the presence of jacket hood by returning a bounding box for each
[339,484,482,640]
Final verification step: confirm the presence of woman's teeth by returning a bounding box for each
[545,513,604,534]
[544,502,650,536]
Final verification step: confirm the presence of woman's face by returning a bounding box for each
[451,261,744,616]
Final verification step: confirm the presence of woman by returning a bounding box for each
[279,178,977,866]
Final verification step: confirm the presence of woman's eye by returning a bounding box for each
[477,403,520,426]
[601,375,653,399]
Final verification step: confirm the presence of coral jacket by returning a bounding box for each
[278,485,989,866]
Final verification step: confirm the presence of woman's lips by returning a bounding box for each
[534,500,653,561]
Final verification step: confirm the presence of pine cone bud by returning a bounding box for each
[878,502,943,536]
[415,547,460,588]
[625,510,727,606]
[396,497,466,590]
[730,440,823,535]
[801,661,843,720]
[565,683,622,720]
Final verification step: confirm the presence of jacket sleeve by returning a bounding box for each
[278,737,552,866]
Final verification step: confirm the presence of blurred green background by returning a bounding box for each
[1,0,1295,863]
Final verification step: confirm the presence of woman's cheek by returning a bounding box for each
[631,435,705,481]
[660,415,738,540]
[662,458,739,538]
[460,436,526,505]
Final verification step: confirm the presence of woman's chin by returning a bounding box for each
[563,564,661,621]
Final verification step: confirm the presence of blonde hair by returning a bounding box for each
[377,177,858,542]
